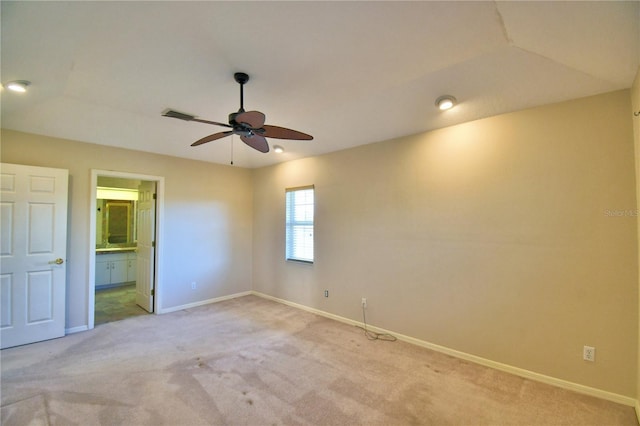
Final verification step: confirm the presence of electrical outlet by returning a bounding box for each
[361,298,367,308]
[583,345,595,362]
[324,290,329,297]
[191,281,197,290]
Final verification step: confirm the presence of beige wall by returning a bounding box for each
[1,130,253,329]
[632,67,640,406]
[1,88,637,399]
[252,90,638,397]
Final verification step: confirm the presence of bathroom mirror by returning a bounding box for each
[106,201,131,244]
[96,199,137,247]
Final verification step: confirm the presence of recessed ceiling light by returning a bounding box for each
[273,145,284,153]
[4,80,31,93]
[435,95,456,111]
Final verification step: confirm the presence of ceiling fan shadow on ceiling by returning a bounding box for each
[162,72,313,154]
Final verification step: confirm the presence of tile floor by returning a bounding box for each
[94,283,149,325]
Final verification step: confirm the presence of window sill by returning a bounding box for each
[286,258,314,265]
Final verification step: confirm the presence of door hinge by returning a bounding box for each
[152,241,156,248]
[151,289,155,296]
[153,193,157,200]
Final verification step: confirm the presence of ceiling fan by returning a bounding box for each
[162,72,313,153]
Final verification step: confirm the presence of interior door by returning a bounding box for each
[136,181,155,312]
[1,163,68,349]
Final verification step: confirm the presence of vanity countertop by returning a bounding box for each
[96,247,137,254]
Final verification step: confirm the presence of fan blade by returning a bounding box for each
[162,109,195,120]
[191,118,232,128]
[235,111,265,128]
[162,109,231,128]
[261,125,313,140]
[240,134,269,153]
[191,131,233,146]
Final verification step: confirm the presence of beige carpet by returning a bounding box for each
[1,295,637,425]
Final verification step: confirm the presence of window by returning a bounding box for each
[285,186,314,262]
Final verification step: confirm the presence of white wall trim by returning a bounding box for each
[157,291,251,314]
[88,170,165,330]
[251,291,636,408]
[65,325,89,334]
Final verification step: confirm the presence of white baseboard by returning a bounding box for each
[254,291,364,327]
[251,291,636,408]
[157,291,251,314]
[65,325,89,334]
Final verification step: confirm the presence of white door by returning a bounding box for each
[136,181,155,312]
[1,163,68,349]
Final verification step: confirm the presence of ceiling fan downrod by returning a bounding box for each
[234,72,249,113]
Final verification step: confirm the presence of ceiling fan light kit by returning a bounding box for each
[163,72,313,154]
[435,95,457,110]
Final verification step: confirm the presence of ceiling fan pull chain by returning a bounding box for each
[230,135,234,165]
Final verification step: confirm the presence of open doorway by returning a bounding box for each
[88,170,164,329]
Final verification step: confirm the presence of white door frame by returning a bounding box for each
[88,169,164,329]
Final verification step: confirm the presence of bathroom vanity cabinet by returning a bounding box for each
[95,251,137,288]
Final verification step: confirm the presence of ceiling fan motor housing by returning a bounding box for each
[229,112,240,125]
[227,112,254,137]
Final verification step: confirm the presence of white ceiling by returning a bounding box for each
[1,1,638,169]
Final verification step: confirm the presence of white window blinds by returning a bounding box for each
[285,186,314,262]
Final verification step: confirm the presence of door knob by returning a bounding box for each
[49,258,64,265]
